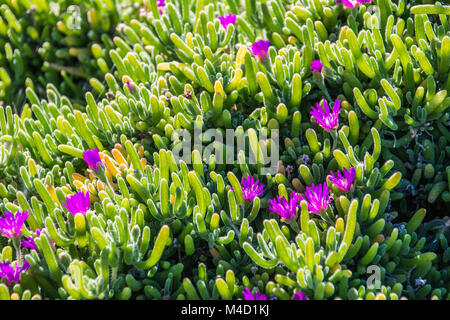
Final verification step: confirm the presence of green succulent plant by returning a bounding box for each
[0,0,448,300]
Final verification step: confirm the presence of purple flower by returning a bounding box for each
[268,192,301,221]
[157,0,165,7]
[21,236,37,250]
[311,60,323,73]
[293,292,307,300]
[250,40,270,62]
[218,14,236,30]
[329,167,356,192]
[83,148,103,171]
[338,0,371,7]
[340,0,358,7]
[310,99,340,131]
[243,288,268,300]
[241,176,265,201]
[0,211,29,239]
[0,260,31,285]
[62,191,90,216]
[299,182,332,215]
[21,229,45,251]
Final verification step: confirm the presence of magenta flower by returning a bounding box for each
[310,99,340,131]
[243,288,268,300]
[299,182,332,215]
[338,0,371,7]
[341,0,358,7]
[241,176,265,201]
[0,211,29,239]
[311,60,323,73]
[218,14,236,30]
[83,148,103,171]
[268,192,301,221]
[21,229,46,251]
[21,236,37,251]
[250,40,270,62]
[0,260,31,285]
[293,292,307,300]
[156,0,165,14]
[62,191,90,216]
[329,167,356,192]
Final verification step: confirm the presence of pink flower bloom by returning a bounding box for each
[293,292,307,300]
[311,60,323,73]
[310,99,340,131]
[0,211,29,239]
[243,288,267,300]
[299,182,332,214]
[329,167,356,192]
[83,148,103,171]
[250,40,270,62]
[21,236,37,250]
[218,14,236,30]
[338,0,372,7]
[241,176,265,201]
[344,0,359,7]
[21,228,52,251]
[0,260,31,285]
[268,192,301,221]
[62,191,90,216]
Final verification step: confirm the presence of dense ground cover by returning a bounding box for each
[0,0,448,300]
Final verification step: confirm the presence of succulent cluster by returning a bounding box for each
[0,0,448,300]
[0,0,142,108]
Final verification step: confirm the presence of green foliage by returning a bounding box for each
[0,0,448,300]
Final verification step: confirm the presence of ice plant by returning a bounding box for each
[250,40,270,61]
[329,167,356,192]
[83,148,103,171]
[0,260,31,285]
[62,191,90,215]
[241,176,265,201]
[310,99,341,131]
[311,60,323,73]
[0,211,29,239]
[268,192,301,221]
[218,14,236,30]
[242,288,267,300]
[293,292,307,300]
[299,182,332,214]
